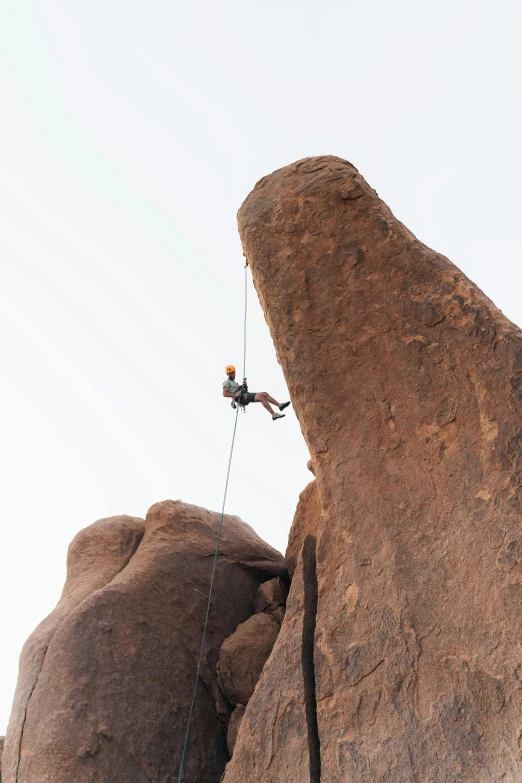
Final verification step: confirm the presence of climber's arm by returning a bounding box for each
[222,387,241,399]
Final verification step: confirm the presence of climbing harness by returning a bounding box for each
[177,263,249,783]
[231,383,249,412]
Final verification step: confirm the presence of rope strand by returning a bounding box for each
[243,265,248,380]
[177,406,240,782]
[177,263,249,782]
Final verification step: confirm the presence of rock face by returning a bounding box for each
[3,514,145,783]
[226,705,245,757]
[1,735,4,781]
[218,612,281,706]
[225,156,522,782]
[254,577,288,622]
[3,501,285,783]
[223,535,319,782]
[285,479,320,578]
[217,577,289,758]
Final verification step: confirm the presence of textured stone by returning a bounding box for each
[223,538,318,782]
[226,705,245,757]
[285,479,321,578]
[0,735,4,782]
[218,613,280,706]
[227,155,522,782]
[4,501,285,783]
[270,605,286,624]
[3,514,144,783]
[254,577,288,619]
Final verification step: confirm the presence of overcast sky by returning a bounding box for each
[1,0,521,733]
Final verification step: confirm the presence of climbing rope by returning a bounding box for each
[177,264,249,783]
[177,406,239,782]
[243,262,248,380]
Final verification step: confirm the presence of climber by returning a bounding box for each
[222,365,291,421]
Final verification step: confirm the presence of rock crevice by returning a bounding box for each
[301,536,320,783]
[217,577,289,756]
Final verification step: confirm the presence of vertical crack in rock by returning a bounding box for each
[11,520,145,783]
[14,642,51,783]
[301,535,321,783]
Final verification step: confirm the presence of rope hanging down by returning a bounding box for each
[177,264,249,783]
[243,261,248,380]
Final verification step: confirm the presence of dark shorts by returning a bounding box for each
[240,391,256,405]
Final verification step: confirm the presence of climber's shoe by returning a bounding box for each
[279,401,291,411]
[272,413,285,421]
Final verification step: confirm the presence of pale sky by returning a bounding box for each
[1,0,521,734]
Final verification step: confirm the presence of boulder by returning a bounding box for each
[226,155,522,781]
[254,577,288,621]
[218,613,280,706]
[3,501,286,783]
[226,705,245,756]
[2,514,144,783]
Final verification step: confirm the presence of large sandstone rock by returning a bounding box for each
[3,514,145,783]
[4,501,285,783]
[218,612,280,706]
[225,156,522,782]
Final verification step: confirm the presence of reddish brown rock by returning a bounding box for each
[1,735,4,781]
[3,501,285,783]
[218,613,280,706]
[2,514,144,783]
[285,479,321,578]
[227,156,522,781]
[254,577,288,622]
[226,705,245,756]
[223,537,319,782]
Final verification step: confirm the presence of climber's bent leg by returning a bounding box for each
[254,392,277,416]
[255,391,280,406]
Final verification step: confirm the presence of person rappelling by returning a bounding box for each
[222,365,291,421]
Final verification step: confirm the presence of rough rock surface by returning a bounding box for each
[218,612,281,706]
[0,735,4,781]
[226,705,245,756]
[223,537,319,782]
[254,577,288,622]
[285,479,321,578]
[3,514,145,783]
[226,155,522,782]
[4,501,285,783]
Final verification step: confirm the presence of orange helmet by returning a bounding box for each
[225,365,236,374]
